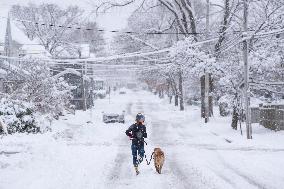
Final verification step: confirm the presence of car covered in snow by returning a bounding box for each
[102,111,125,124]
[94,89,107,99]
[119,91,126,94]
[119,88,127,94]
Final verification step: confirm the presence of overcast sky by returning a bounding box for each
[0,0,223,44]
[0,0,140,43]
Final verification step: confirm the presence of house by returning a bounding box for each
[18,44,51,59]
[50,43,100,110]
[91,77,106,99]
[55,44,90,59]
[0,68,7,93]
[0,46,4,56]
[0,16,99,110]
[53,67,94,110]
[0,16,31,58]
[93,78,104,90]
[0,16,51,95]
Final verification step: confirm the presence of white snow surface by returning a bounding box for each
[1,90,284,189]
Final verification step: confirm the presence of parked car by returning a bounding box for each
[119,87,127,94]
[94,89,107,99]
[102,111,125,123]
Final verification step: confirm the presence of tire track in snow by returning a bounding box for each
[103,101,144,188]
[107,152,128,182]
[208,168,236,188]
[151,119,215,189]
[126,102,133,115]
[147,102,201,189]
[217,157,269,189]
[136,94,281,189]
[147,102,225,189]
[203,151,270,189]
[103,137,131,188]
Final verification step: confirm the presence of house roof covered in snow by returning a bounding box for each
[55,44,90,59]
[53,68,91,81]
[20,44,51,58]
[0,68,7,78]
[0,16,33,45]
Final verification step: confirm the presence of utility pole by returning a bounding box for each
[84,61,88,111]
[205,0,210,38]
[205,72,209,123]
[243,0,252,139]
[108,86,111,104]
[81,66,87,111]
[204,0,210,123]
[4,14,13,71]
[80,23,87,111]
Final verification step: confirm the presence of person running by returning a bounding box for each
[125,113,147,175]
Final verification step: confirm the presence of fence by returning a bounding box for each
[251,104,284,131]
[250,107,260,124]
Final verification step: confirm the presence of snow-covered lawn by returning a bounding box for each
[1,90,284,189]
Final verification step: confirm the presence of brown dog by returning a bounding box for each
[152,148,165,174]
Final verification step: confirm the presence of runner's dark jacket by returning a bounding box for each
[125,123,147,146]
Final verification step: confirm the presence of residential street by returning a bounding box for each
[1,90,284,189]
[0,0,283,188]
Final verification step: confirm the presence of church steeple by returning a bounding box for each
[4,14,13,57]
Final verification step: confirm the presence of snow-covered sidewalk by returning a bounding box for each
[1,90,284,189]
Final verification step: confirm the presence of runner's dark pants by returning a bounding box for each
[131,143,145,166]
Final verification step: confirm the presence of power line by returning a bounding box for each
[0,27,282,64]
[0,16,261,36]
[0,37,218,63]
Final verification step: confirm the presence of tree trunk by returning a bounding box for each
[178,71,184,111]
[0,117,8,134]
[214,0,230,56]
[231,105,238,130]
[201,75,205,118]
[159,90,162,98]
[175,95,179,106]
[209,74,214,116]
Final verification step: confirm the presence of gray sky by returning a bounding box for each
[0,0,140,43]
[0,0,223,43]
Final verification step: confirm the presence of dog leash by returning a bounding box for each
[145,152,154,165]
[143,140,154,165]
[130,139,153,165]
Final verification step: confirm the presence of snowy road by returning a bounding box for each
[1,90,284,189]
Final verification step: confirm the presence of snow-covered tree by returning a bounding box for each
[11,3,83,57]
[169,37,215,110]
[67,21,106,56]
[10,60,74,117]
[0,58,73,134]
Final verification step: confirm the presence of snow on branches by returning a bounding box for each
[169,37,216,77]
[0,59,73,134]
[12,60,73,117]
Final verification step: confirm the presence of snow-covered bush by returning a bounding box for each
[218,95,234,116]
[0,59,73,135]
[12,60,73,118]
[0,98,39,134]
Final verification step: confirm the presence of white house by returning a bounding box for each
[0,46,4,56]
[0,15,32,57]
[55,44,91,59]
[19,44,51,59]
[0,68,7,93]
